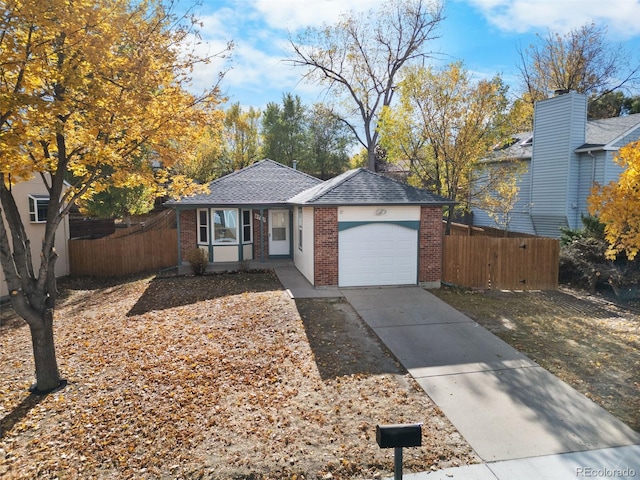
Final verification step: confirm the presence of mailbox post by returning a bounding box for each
[376,423,422,480]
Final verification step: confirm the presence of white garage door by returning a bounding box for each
[339,223,418,287]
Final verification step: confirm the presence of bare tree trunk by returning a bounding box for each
[1,177,63,394]
[28,309,62,393]
[367,147,376,171]
[444,205,453,235]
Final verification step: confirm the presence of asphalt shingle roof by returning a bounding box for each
[488,114,640,157]
[166,159,322,206]
[288,168,453,205]
[487,132,533,161]
[581,113,640,148]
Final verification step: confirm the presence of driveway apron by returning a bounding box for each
[341,287,640,463]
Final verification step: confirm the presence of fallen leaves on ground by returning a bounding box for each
[0,272,478,479]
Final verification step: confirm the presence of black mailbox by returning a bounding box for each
[376,423,422,449]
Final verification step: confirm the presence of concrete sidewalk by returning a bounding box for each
[408,444,640,480]
[341,287,640,479]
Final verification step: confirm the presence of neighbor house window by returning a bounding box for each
[297,207,303,251]
[213,209,238,243]
[197,209,209,244]
[28,195,49,223]
[242,210,252,243]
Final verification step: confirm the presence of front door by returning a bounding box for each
[268,209,290,256]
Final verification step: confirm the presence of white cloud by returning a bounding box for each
[188,1,348,107]
[185,28,325,108]
[251,0,378,30]
[465,0,640,38]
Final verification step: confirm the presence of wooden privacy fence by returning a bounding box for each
[447,221,539,238]
[107,209,176,239]
[443,236,559,290]
[69,229,178,277]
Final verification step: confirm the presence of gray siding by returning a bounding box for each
[472,160,535,235]
[611,126,640,150]
[472,206,536,235]
[470,94,640,240]
[604,127,640,183]
[531,215,569,238]
[577,154,592,218]
[604,153,625,184]
[603,128,639,184]
[576,151,606,219]
[530,92,587,235]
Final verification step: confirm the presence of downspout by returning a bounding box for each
[176,209,182,264]
[260,208,265,263]
[587,150,596,221]
[528,155,536,235]
[588,150,596,185]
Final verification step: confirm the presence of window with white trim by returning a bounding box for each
[242,210,252,243]
[297,207,303,251]
[213,209,238,244]
[197,209,209,244]
[28,195,49,223]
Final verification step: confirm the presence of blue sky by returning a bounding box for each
[187,0,640,110]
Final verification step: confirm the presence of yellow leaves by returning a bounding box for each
[1,0,224,209]
[589,140,640,260]
[379,62,511,204]
[162,173,209,200]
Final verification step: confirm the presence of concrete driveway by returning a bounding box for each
[342,287,640,474]
[272,265,640,479]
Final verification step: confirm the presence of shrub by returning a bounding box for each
[186,248,208,276]
[559,215,639,298]
[559,236,609,291]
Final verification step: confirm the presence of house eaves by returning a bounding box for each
[574,143,606,153]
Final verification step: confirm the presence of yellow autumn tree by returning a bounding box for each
[0,0,227,392]
[378,63,517,223]
[588,141,640,260]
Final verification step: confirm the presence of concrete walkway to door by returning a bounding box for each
[341,286,640,479]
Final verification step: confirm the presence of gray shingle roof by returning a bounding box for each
[166,159,322,206]
[580,113,640,148]
[288,168,453,205]
[493,114,640,155]
[486,132,533,162]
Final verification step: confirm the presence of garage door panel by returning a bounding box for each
[338,223,417,287]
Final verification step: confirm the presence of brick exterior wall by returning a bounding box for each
[418,206,443,284]
[252,210,269,260]
[314,207,338,286]
[179,209,197,262]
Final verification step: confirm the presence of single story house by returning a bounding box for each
[1,175,70,299]
[472,91,640,237]
[166,159,453,288]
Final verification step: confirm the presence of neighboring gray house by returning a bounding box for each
[472,91,640,237]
